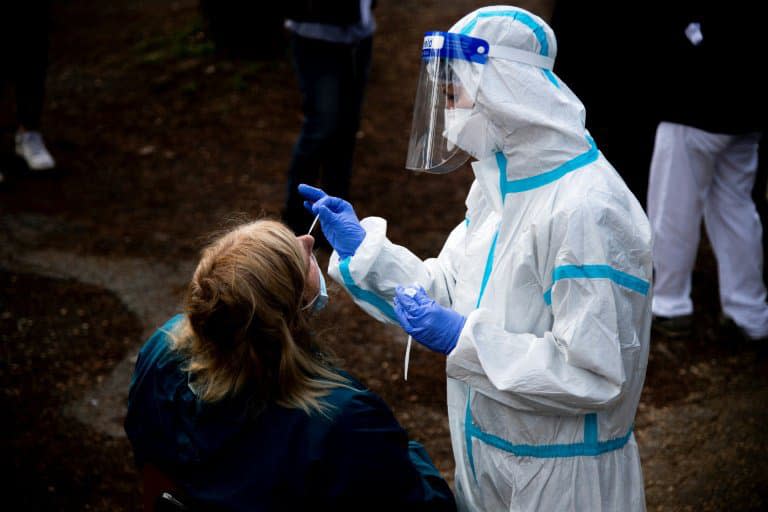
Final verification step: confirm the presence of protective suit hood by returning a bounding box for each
[449,6,591,181]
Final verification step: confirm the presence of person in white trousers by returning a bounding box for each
[648,123,768,340]
[647,2,768,341]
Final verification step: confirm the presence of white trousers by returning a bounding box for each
[648,122,768,338]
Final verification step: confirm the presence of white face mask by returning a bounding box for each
[444,108,472,151]
[444,107,498,160]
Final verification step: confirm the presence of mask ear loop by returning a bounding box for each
[301,293,319,312]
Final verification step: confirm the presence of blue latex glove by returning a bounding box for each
[298,184,366,259]
[393,285,466,355]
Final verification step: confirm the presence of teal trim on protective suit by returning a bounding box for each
[339,256,398,322]
[469,418,633,458]
[465,388,478,482]
[459,10,549,55]
[465,388,631,465]
[584,413,598,444]
[543,69,559,87]
[542,264,650,305]
[458,9,559,87]
[476,229,500,308]
[496,152,508,204]
[498,136,599,196]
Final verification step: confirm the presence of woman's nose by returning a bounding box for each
[298,234,315,251]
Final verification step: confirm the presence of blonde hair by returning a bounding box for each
[170,219,347,415]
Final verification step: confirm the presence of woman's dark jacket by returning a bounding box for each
[125,315,455,511]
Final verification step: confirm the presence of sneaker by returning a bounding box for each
[15,131,56,171]
[652,314,693,339]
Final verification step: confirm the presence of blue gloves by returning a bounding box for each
[393,285,466,355]
[298,184,366,259]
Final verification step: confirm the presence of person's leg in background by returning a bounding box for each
[648,122,717,334]
[283,35,346,236]
[704,133,768,340]
[12,1,56,171]
[321,35,371,202]
[753,134,768,280]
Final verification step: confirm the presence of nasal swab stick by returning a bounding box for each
[402,285,419,381]
[307,214,320,236]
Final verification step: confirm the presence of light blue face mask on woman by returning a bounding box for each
[303,254,329,313]
[310,269,329,312]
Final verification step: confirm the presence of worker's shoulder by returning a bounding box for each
[551,179,648,238]
[558,162,641,214]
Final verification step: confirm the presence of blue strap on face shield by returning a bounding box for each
[421,31,489,63]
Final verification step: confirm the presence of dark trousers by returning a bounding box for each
[283,33,372,234]
[0,2,51,131]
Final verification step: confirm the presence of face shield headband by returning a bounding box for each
[405,31,555,174]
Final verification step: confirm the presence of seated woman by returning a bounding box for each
[124,219,455,511]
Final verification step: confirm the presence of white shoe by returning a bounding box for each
[15,131,56,171]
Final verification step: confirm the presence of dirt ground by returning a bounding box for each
[1,1,766,510]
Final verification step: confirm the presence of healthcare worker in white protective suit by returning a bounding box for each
[299,6,652,511]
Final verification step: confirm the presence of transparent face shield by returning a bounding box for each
[405,32,489,174]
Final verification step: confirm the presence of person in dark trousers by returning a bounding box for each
[0,1,56,181]
[281,1,375,239]
[125,219,455,511]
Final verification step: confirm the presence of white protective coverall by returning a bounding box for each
[328,6,652,511]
